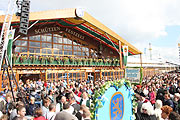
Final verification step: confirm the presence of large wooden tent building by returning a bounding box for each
[0,8,141,89]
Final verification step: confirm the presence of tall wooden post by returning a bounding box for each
[0,71,2,91]
[119,41,123,68]
[140,54,142,67]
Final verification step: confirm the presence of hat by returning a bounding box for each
[136,85,141,88]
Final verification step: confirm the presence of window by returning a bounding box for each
[42,43,52,48]
[15,47,27,53]
[64,51,72,55]
[29,41,40,47]
[64,45,72,50]
[29,35,41,41]
[15,40,27,46]
[63,38,72,44]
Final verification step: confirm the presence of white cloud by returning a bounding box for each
[0,10,5,15]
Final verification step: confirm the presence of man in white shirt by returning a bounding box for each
[46,103,56,120]
[42,98,50,117]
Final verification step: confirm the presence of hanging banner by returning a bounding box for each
[123,45,128,66]
[7,29,15,66]
[0,28,14,70]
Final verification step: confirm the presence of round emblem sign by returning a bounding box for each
[75,8,84,18]
[110,92,124,120]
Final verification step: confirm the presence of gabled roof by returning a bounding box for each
[0,8,142,55]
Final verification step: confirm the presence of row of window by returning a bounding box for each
[15,33,96,57]
[47,72,86,83]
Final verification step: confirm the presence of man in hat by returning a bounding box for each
[135,85,145,97]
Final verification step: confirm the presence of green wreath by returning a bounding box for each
[90,79,137,120]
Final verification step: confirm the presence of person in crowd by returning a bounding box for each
[54,102,78,120]
[46,103,56,120]
[135,85,145,97]
[69,96,80,115]
[161,105,173,120]
[48,90,54,103]
[164,93,174,109]
[3,94,14,115]
[12,106,26,120]
[0,115,8,120]
[156,84,166,102]
[73,91,91,108]
[26,97,39,116]
[172,93,180,113]
[82,107,91,120]
[169,83,176,95]
[9,101,24,120]
[176,82,180,94]
[56,96,66,112]
[42,98,50,117]
[154,100,163,120]
[169,111,180,120]
[136,102,157,120]
[148,87,156,107]
[34,108,46,120]
[0,93,5,113]
[75,105,87,120]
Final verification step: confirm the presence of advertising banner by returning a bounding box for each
[125,68,140,83]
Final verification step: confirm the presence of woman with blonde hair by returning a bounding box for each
[154,100,163,120]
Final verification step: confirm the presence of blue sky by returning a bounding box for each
[1,0,180,62]
[153,26,180,47]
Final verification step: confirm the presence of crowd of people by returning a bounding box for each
[0,78,97,120]
[0,73,180,120]
[134,73,180,120]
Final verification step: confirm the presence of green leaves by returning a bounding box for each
[90,79,134,120]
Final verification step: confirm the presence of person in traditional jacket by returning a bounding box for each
[73,91,91,108]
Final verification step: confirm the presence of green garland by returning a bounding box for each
[90,79,137,120]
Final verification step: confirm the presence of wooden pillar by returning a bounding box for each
[67,72,69,86]
[85,72,88,80]
[45,70,47,82]
[94,72,96,83]
[100,71,102,80]
[140,54,142,68]
[119,41,123,69]
[0,71,2,92]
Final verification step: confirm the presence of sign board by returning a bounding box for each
[125,68,140,83]
[96,85,133,120]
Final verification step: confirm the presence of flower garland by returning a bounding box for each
[90,79,137,120]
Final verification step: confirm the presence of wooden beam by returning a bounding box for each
[119,41,123,68]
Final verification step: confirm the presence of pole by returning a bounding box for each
[5,51,26,105]
[118,41,123,68]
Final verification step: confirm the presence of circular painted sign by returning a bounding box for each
[110,92,124,120]
[75,8,84,17]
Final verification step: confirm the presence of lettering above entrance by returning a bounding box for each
[35,26,61,34]
[26,24,85,40]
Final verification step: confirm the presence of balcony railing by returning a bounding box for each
[12,54,120,66]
